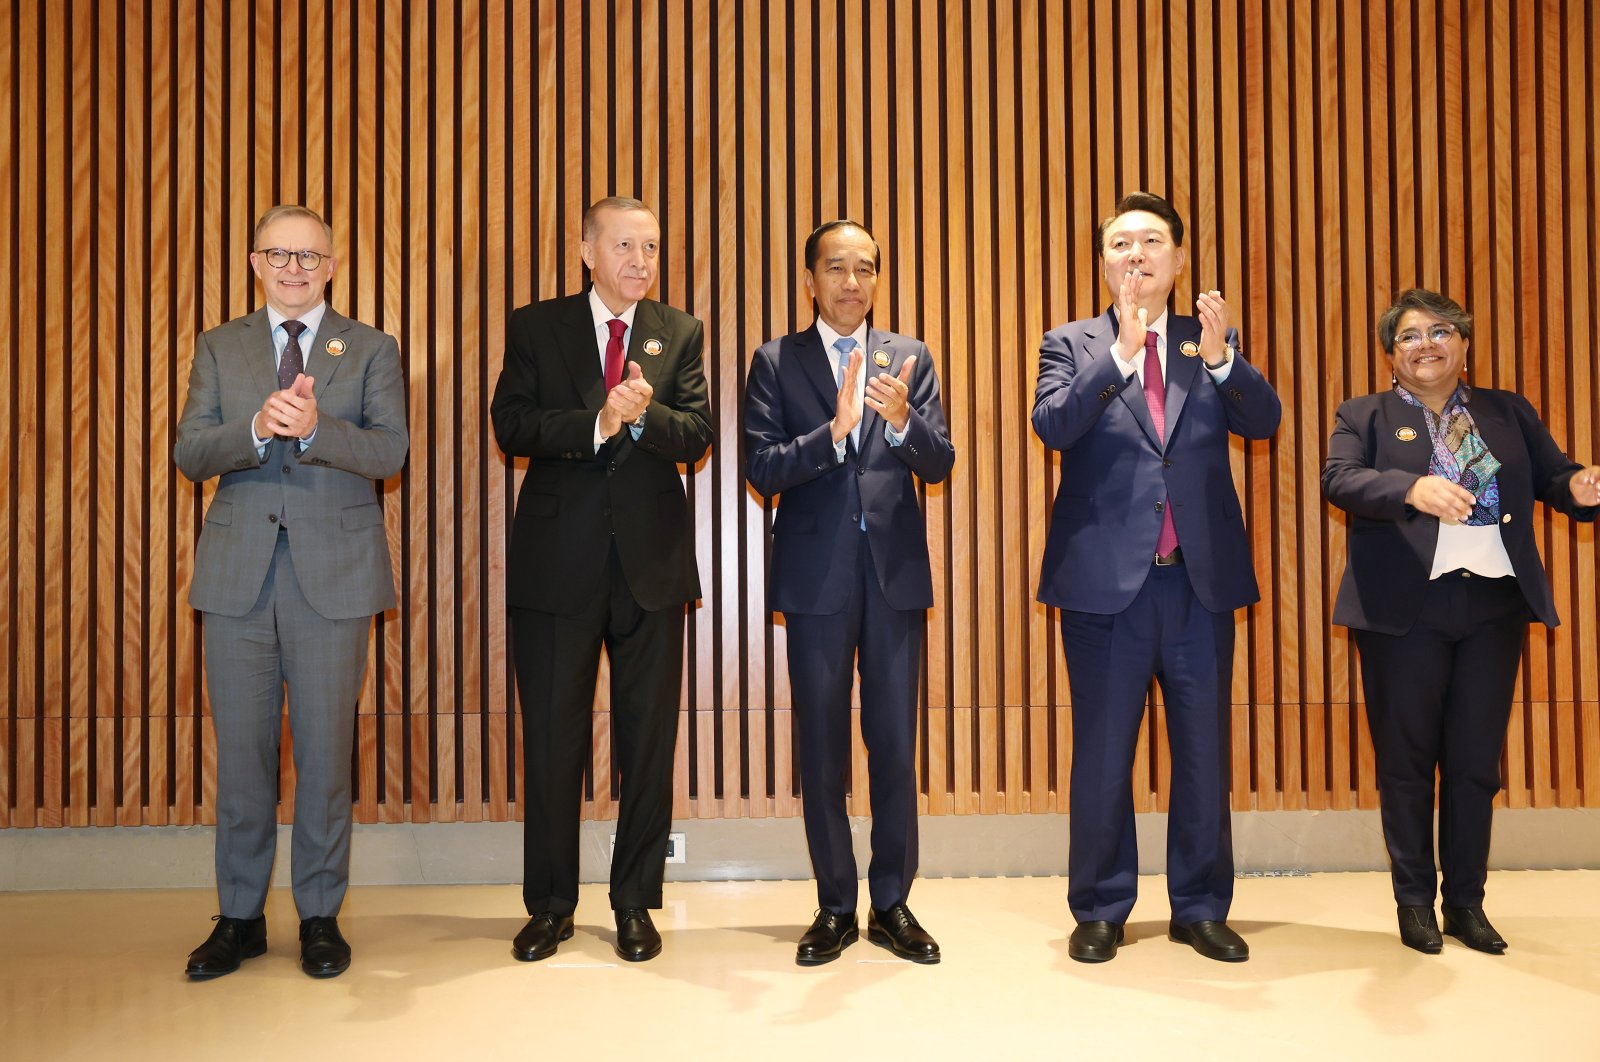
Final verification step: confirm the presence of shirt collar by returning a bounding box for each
[814,316,869,355]
[266,300,327,337]
[588,287,638,331]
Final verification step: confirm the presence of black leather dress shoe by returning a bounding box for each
[614,908,662,962]
[1442,905,1507,954]
[1068,920,1124,963]
[867,904,940,964]
[796,909,859,966]
[299,916,352,978]
[512,911,576,962]
[1168,919,1249,962]
[1397,905,1442,954]
[185,915,267,979]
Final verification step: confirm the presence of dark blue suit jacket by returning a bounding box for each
[1032,309,1281,615]
[1322,387,1597,635]
[745,325,955,615]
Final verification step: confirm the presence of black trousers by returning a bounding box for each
[511,547,684,916]
[1354,570,1530,908]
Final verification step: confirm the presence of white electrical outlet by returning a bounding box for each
[608,832,686,864]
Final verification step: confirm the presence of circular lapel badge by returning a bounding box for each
[643,338,663,356]
[1179,340,1201,358]
[1395,426,1418,442]
[873,349,892,368]
[325,338,346,356]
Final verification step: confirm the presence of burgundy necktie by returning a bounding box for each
[1143,331,1180,557]
[604,318,627,391]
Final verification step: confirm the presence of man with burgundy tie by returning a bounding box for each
[745,220,954,965]
[1032,192,1280,963]
[175,204,409,979]
[492,197,711,963]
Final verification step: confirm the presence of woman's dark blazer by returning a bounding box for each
[1322,386,1597,636]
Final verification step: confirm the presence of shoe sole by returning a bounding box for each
[185,939,268,980]
[796,928,860,966]
[302,957,351,979]
[1067,946,1118,964]
[1442,929,1506,955]
[616,941,663,962]
[512,923,576,963]
[866,927,940,965]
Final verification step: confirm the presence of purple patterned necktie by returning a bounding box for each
[1143,331,1179,557]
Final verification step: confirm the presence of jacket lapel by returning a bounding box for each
[1160,314,1203,451]
[796,325,841,412]
[302,306,352,397]
[627,299,664,395]
[561,291,607,411]
[241,308,280,399]
[1462,388,1525,502]
[856,329,898,460]
[1102,308,1162,451]
[1381,391,1433,475]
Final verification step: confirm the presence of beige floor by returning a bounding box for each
[1,872,1596,1061]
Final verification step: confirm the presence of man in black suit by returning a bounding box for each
[491,197,712,963]
[745,220,955,965]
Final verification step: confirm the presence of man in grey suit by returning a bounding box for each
[174,204,408,979]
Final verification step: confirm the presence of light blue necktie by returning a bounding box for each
[833,336,861,451]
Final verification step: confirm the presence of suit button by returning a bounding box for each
[268,514,278,523]
[1230,388,1244,401]
[1462,571,1472,578]
[1163,459,1172,468]
[602,509,611,519]
[281,465,291,473]
[1154,501,1164,512]
[608,462,617,473]
[1502,513,1512,523]
[851,512,861,523]
[857,466,866,476]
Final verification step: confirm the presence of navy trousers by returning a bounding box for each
[1061,563,1236,925]
[785,541,923,915]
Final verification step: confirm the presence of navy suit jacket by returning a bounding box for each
[745,325,955,615]
[1322,387,1597,635]
[1032,309,1281,615]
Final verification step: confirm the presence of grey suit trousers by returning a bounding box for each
[205,528,371,920]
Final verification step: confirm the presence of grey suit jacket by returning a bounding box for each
[174,306,409,619]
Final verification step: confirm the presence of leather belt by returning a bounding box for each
[1153,546,1184,567]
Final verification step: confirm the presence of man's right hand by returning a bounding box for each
[1111,269,1149,363]
[831,350,863,443]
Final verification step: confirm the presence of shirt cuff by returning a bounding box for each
[594,412,606,451]
[833,437,848,463]
[1111,350,1139,378]
[1205,355,1235,383]
[885,421,907,446]
[297,427,317,452]
[628,411,645,441]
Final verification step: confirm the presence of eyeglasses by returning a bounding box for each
[1394,323,1459,350]
[257,247,329,270]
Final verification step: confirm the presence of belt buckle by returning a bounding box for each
[1153,547,1182,567]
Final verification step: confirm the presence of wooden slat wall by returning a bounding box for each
[3,0,1597,830]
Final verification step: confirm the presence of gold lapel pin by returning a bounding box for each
[1179,341,1201,358]
[326,338,346,356]
[643,338,663,356]
[873,349,891,368]
[1395,426,1418,442]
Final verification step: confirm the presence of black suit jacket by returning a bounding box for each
[491,291,713,615]
[1322,387,1597,634]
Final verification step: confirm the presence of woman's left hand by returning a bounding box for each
[1572,466,1600,507]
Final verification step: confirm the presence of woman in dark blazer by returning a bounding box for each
[1323,288,1600,955]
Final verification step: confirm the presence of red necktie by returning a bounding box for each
[604,318,627,391]
[1143,331,1180,556]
